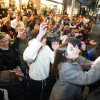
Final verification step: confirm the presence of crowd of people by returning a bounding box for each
[0,0,100,100]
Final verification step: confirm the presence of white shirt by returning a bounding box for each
[11,19,24,32]
[23,39,54,80]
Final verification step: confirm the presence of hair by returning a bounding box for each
[29,16,40,27]
[62,29,71,36]
[27,0,33,7]
[22,5,26,10]
[22,16,28,25]
[85,30,89,33]
[31,29,39,38]
[48,20,55,25]
[8,7,13,11]
[51,20,55,25]
[51,42,68,80]
[64,18,70,22]
[16,11,21,15]
[0,32,10,44]
[9,1,15,6]
[0,32,8,39]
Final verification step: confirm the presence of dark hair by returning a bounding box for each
[27,0,33,7]
[29,16,40,27]
[16,11,21,15]
[51,37,81,80]
[31,29,39,38]
[64,18,70,22]
[47,20,55,26]
[51,42,68,80]
[63,29,71,35]
[65,37,81,49]
[51,20,55,25]
[22,5,26,10]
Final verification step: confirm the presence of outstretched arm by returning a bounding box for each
[23,23,47,63]
[36,23,47,41]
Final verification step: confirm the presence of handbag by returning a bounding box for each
[0,70,20,86]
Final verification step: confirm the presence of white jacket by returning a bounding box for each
[23,39,54,80]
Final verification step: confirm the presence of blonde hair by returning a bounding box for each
[31,29,39,38]
[0,32,10,41]
[22,16,28,25]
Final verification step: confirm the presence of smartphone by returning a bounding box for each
[51,13,53,18]
[61,20,64,25]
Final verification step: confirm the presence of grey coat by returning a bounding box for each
[50,57,100,100]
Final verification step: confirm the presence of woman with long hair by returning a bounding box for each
[0,32,23,100]
[27,16,40,39]
[50,37,100,100]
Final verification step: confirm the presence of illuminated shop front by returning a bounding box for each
[1,0,62,13]
[0,0,21,10]
[41,0,63,14]
[6,0,41,11]
[20,0,41,11]
[66,0,81,17]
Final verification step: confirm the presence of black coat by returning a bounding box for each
[1,25,16,38]
[0,8,7,18]
[0,46,20,71]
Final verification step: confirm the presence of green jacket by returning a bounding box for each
[13,37,29,72]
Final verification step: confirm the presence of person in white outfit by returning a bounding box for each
[23,23,55,100]
[11,11,24,32]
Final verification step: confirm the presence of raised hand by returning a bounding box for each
[81,41,86,50]
[16,23,20,27]
[39,23,48,36]
[90,39,97,45]
[17,28,25,38]
[36,23,48,41]
[52,42,59,51]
